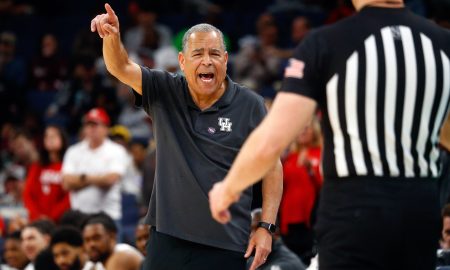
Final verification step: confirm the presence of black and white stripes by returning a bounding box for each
[326,25,450,178]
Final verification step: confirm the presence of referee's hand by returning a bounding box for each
[91,3,120,38]
[209,181,240,224]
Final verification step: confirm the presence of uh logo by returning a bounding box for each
[218,117,232,132]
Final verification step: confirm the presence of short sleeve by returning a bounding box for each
[132,66,181,116]
[280,31,323,101]
[248,94,267,133]
[61,147,76,174]
[106,145,129,176]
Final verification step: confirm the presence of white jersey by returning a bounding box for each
[62,139,129,220]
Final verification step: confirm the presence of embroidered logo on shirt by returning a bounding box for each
[218,117,232,132]
[208,127,216,134]
[284,58,305,79]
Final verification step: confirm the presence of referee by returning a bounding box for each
[209,0,450,269]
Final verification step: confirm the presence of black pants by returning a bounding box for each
[282,223,315,265]
[142,227,246,270]
[315,177,441,270]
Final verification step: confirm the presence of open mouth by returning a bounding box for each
[198,72,214,82]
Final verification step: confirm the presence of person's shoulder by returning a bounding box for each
[66,140,87,153]
[104,139,128,154]
[231,80,265,105]
[141,67,186,92]
[114,243,144,260]
[141,66,183,81]
[115,243,142,253]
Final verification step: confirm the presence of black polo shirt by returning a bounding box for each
[134,67,267,252]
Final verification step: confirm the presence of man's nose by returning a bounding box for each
[201,54,212,65]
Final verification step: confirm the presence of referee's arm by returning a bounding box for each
[91,3,142,94]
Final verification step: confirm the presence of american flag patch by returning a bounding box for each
[284,58,305,79]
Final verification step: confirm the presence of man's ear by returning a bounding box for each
[178,52,185,72]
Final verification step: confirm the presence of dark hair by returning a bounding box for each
[40,124,68,166]
[51,226,83,247]
[13,128,33,141]
[26,219,56,236]
[59,210,88,230]
[5,230,22,241]
[82,212,117,233]
[443,204,450,218]
[34,249,59,270]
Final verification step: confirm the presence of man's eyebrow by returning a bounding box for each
[210,48,222,53]
[192,48,204,53]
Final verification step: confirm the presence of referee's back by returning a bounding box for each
[305,7,450,179]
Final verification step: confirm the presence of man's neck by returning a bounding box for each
[355,0,404,11]
[189,81,227,111]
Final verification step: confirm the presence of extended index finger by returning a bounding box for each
[105,3,116,17]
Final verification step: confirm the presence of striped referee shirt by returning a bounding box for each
[281,6,450,179]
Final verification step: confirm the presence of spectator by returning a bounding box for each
[58,210,88,231]
[290,16,312,46]
[33,249,58,270]
[62,108,128,226]
[440,114,450,206]
[1,231,29,270]
[247,208,306,270]
[0,173,27,220]
[0,122,16,164]
[134,221,150,256]
[124,3,172,54]
[8,129,39,171]
[0,31,27,122]
[23,125,70,223]
[6,216,27,236]
[0,31,26,88]
[438,204,450,267]
[233,13,283,91]
[0,129,35,220]
[45,53,114,135]
[82,213,143,270]
[50,226,89,270]
[29,33,67,92]
[280,117,322,264]
[116,83,152,140]
[21,219,55,270]
[154,46,180,73]
[442,204,450,250]
[109,127,139,198]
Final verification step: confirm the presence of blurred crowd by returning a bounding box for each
[0,0,449,269]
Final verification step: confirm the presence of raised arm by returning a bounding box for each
[91,3,142,94]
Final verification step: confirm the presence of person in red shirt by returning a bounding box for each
[280,117,322,264]
[23,125,70,222]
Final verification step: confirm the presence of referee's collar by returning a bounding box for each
[187,75,237,112]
